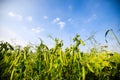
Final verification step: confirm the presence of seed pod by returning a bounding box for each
[87,63,94,73]
[82,66,85,80]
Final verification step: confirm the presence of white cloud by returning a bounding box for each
[26,16,32,21]
[0,27,27,46]
[0,26,45,47]
[53,17,60,23]
[23,26,44,34]
[52,17,66,29]
[31,27,44,33]
[8,11,33,21]
[43,16,48,19]
[8,12,16,17]
[58,21,66,29]
[8,11,23,21]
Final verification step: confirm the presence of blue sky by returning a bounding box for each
[0,0,120,52]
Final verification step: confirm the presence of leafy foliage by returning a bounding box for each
[0,35,120,80]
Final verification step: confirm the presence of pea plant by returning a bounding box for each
[0,35,120,80]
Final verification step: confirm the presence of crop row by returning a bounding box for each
[0,35,120,80]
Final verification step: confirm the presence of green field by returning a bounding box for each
[0,35,120,80]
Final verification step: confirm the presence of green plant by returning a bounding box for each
[0,35,120,80]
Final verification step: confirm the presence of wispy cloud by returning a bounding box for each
[31,27,44,33]
[53,17,60,23]
[8,12,16,17]
[8,11,23,21]
[84,14,97,23]
[26,16,32,21]
[58,21,66,29]
[0,27,27,46]
[8,11,33,21]
[52,17,66,29]
[43,16,48,19]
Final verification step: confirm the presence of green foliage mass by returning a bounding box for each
[0,35,120,80]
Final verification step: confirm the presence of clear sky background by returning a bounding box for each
[0,0,120,52]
